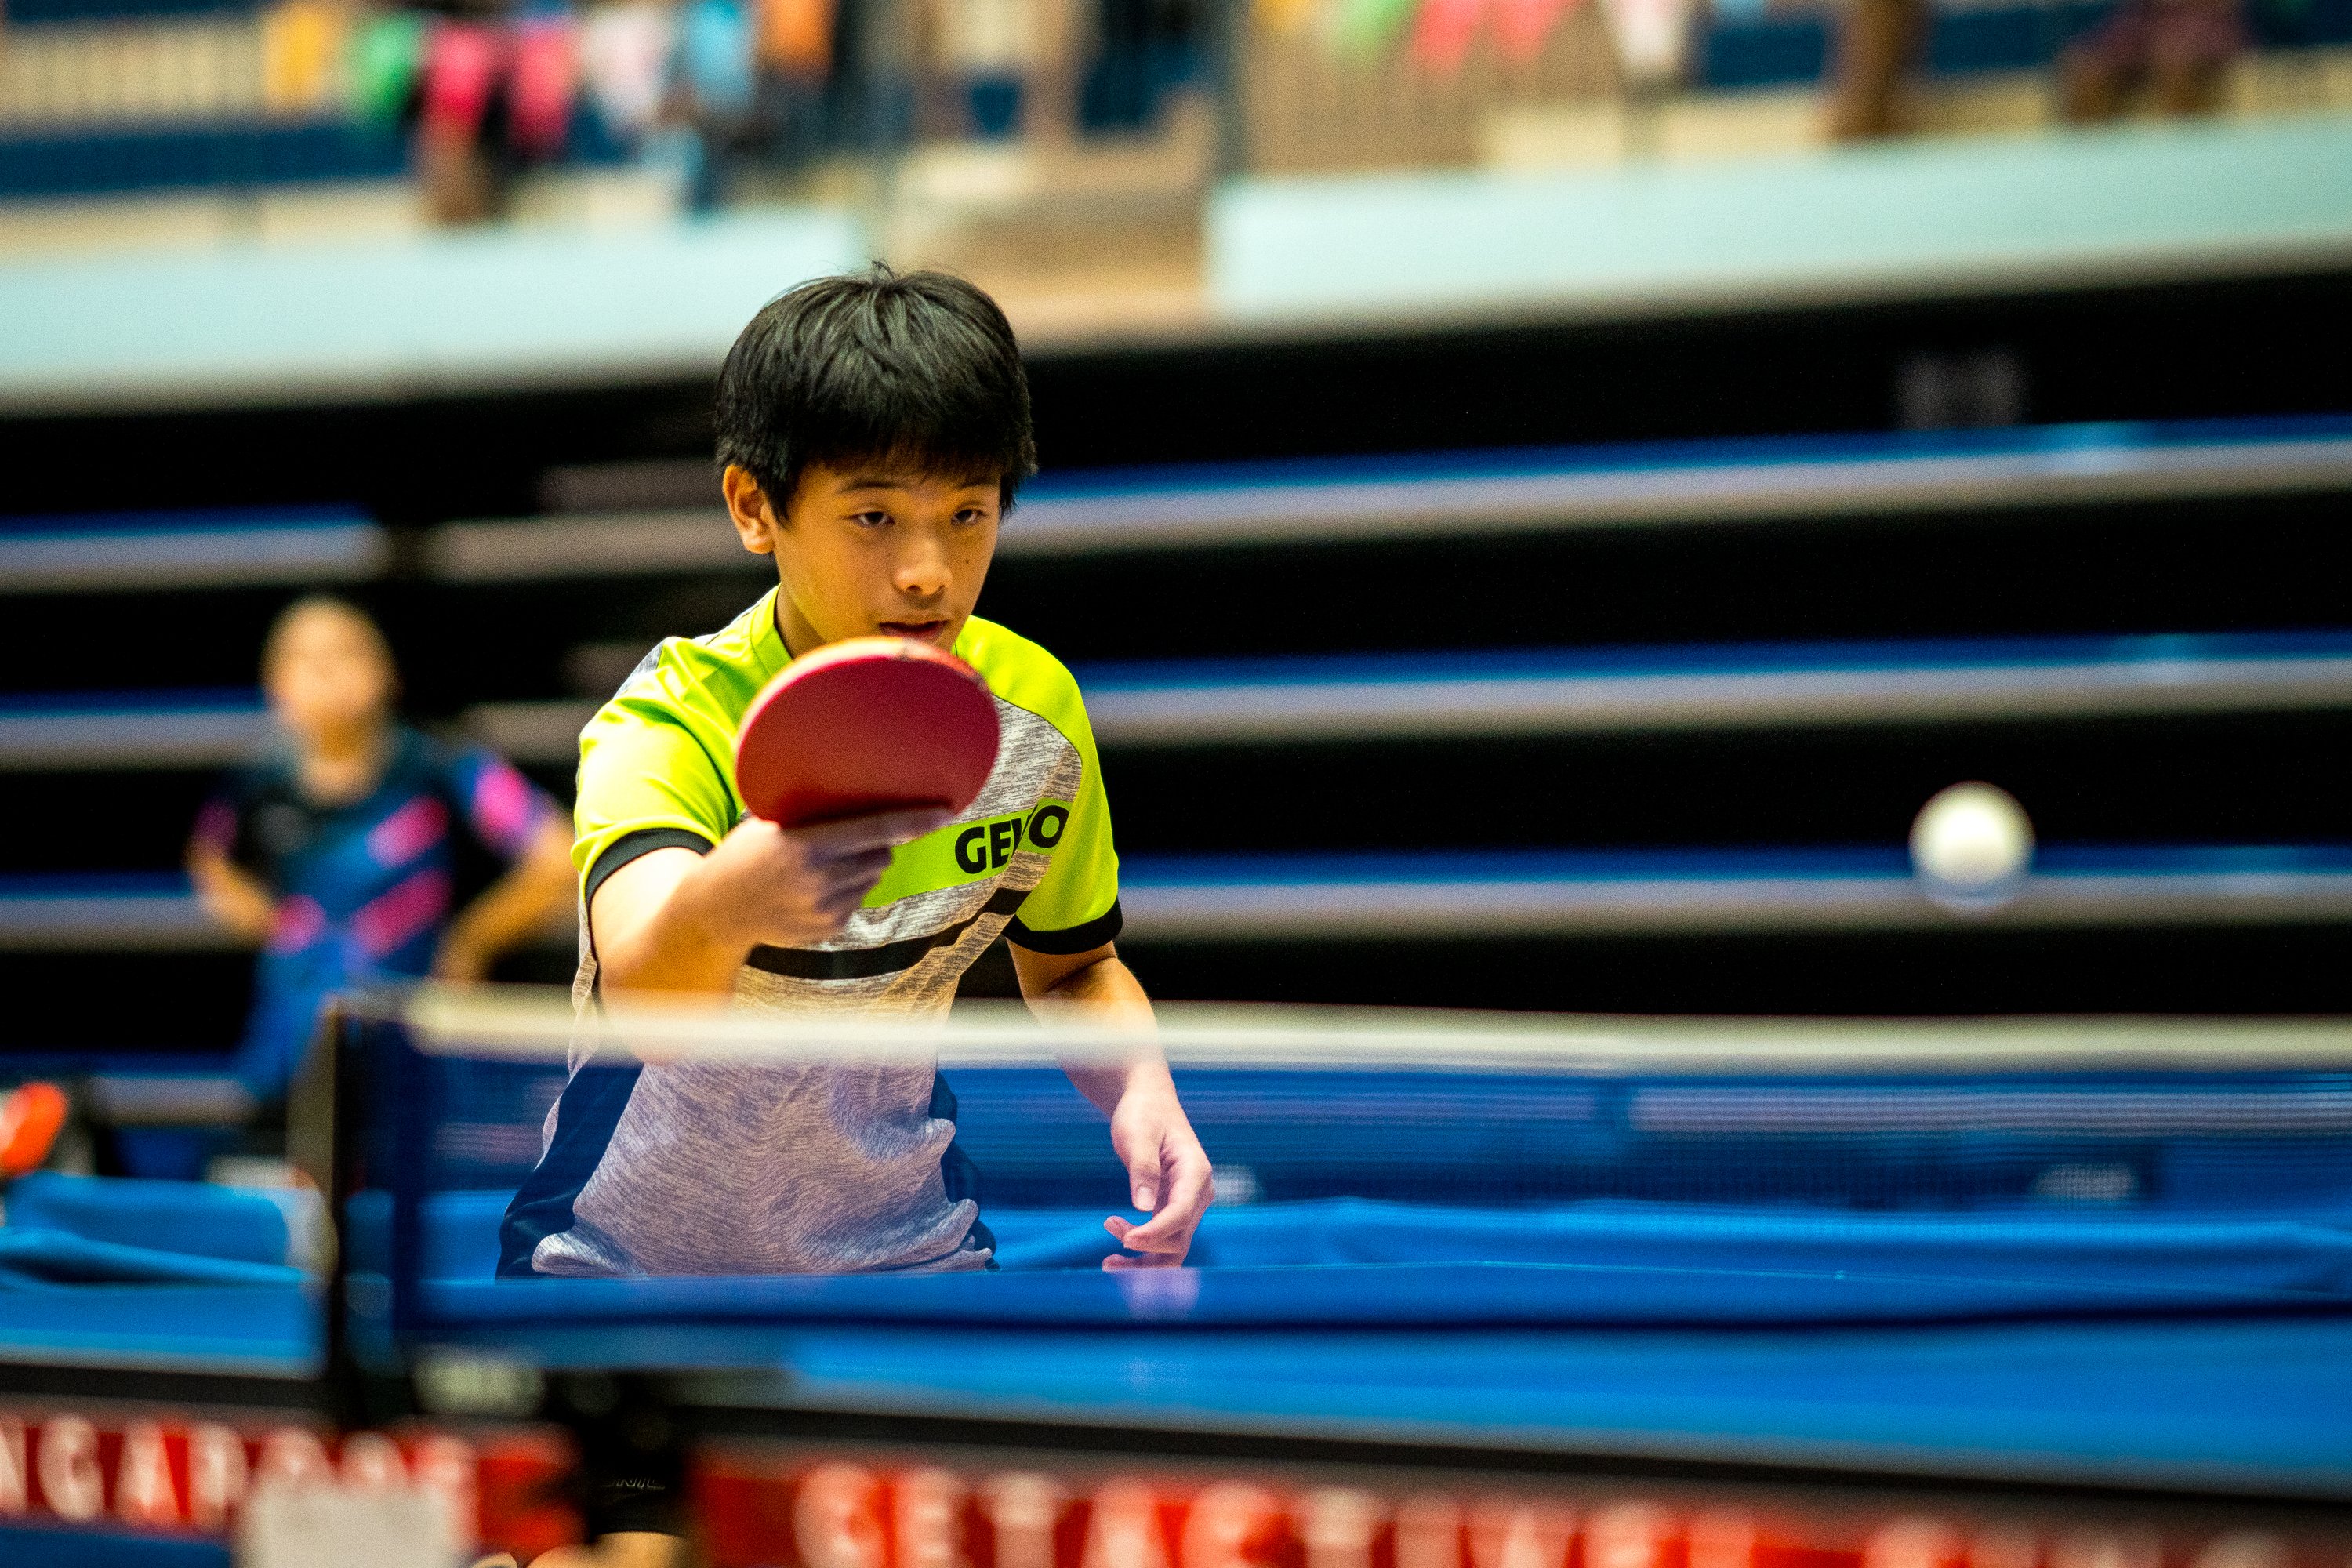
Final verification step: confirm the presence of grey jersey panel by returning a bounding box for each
[532,691,1083,1277]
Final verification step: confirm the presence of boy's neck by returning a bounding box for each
[775,589,823,660]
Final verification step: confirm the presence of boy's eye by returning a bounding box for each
[953,508,989,527]
[851,510,891,528]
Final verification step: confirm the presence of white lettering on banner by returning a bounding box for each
[189,1423,252,1533]
[1082,1479,1173,1568]
[341,1432,408,1492]
[257,1428,336,1492]
[1300,1488,1383,1568]
[684,1454,2352,1568]
[1969,1529,2039,1568]
[1868,1520,1964,1568]
[1588,1505,1670,1568]
[982,1472,1065,1568]
[0,1413,521,1548]
[408,1432,478,1531]
[115,1422,181,1528]
[0,1417,26,1515]
[1183,1483,1281,1568]
[897,1468,971,1568]
[1468,1501,1577,1568]
[38,1416,103,1522]
[2198,1536,2293,1568]
[1688,1512,1758,1568]
[1396,1495,1464,1568]
[796,1463,888,1568]
[2053,1531,2163,1568]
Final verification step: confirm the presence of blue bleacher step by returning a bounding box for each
[1001,415,2352,556]
[1076,629,2352,745]
[6,847,2351,949]
[0,689,270,771]
[1116,844,2352,940]
[457,626,2352,765]
[426,416,2352,576]
[0,506,381,595]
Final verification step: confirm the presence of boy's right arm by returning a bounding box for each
[590,808,949,995]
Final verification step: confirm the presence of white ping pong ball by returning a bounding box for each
[1910,782,2034,909]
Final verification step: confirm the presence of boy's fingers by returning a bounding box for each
[1101,1216,1180,1267]
[811,851,892,898]
[1112,1203,1192,1251]
[1169,1150,1214,1218]
[818,844,895,875]
[1123,1147,1163,1213]
[1115,1148,1210,1252]
[798,851,896,898]
[1112,1212,1191,1252]
[1102,1250,1182,1271]
[796,808,953,858]
[811,888,865,923]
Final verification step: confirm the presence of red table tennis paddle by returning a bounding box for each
[734,637,1000,829]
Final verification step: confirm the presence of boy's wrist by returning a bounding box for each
[1116,1057,1180,1106]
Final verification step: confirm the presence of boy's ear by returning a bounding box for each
[721,464,781,557]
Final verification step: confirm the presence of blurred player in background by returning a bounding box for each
[188,597,575,1102]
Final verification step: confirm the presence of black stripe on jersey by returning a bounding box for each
[583,826,716,912]
[1005,899,1123,955]
[747,887,1032,982]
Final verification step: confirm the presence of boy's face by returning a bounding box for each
[724,459,1000,656]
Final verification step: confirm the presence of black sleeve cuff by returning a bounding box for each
[1005,898,1123,955]
[583,828,714,912]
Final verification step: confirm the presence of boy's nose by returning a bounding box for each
[895,540,952,597]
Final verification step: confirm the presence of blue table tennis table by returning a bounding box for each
[7,999,2352,1564]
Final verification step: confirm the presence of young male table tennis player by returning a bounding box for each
[498,267,1212,1288]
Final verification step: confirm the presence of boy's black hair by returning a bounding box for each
[715,265,1037,511]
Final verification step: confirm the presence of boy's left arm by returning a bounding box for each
[1013,942,1214,1269]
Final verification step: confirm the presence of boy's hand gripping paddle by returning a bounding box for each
[733,637,1000,829]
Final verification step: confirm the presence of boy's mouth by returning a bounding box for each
[878,619,950,644]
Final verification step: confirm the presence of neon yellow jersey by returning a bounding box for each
[571,589,1120,1014]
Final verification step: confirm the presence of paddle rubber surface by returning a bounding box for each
[734,637,999,828]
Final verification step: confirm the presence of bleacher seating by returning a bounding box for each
[1116,844,2352,941]
[0,2,632,203]
[0,119,404,198]
[1701,0,2352,90]
[0,506,383,594]
[429,415,2352,564]
[454,628,2352,759]
[9,0,259,24]
[2,0,2349,206]
[4,397,2350,1036]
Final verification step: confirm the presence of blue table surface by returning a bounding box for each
[9,1193,2352,1497]
[8,1290,2347,1494]
[7,1073,2352,1514]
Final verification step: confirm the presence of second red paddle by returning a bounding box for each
[733,637,1000,829]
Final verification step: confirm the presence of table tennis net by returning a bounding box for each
[322,992,2352,1335]
[367,993,2352,1214]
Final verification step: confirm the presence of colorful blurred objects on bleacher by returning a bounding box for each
[0,0,2343,221]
